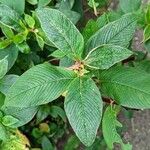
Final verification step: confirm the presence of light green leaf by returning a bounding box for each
[35,34,45,50]
[0,0,25,14]
[99,66,150,109]
[0,44,18,70]
[0,57,8,79]
[36,8,84,59]
[0,4,21,31]
[102,106,132,150]
[2,106,38,127]
[50,50,66,58]
[145,5,150,24]
[1,25,14,39]
[84,44,133,69]
[25,14,35,29]
[2,115,19,127]
[86,13,137,52]
[0,75,18,95]
[0,39,12,50]
[64,77,103,146]
[5,63,76,107]
[144,25,150,42]
[26,0,38,5]
[119,0,141,13]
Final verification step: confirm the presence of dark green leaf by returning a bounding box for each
[84,44,133,69]
[5,63,76,107]
[36,8,84,59]
[64,77,103,146]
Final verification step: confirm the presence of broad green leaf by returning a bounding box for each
[86,14,137,52]
[0,44,18,70]
[50,50,66,58]
[102,106,132,150]
[0,0,25,14]
[84,44,133,69]
[2,115,19,127]
[119,0,141,13]
[2,106,38,127]
[64,77,103,146]
[5,63,76,107]
[25,14,35,29]
[38,0,51,7]
[36,8,84,59]
[99,66,150,109]
[0,57,8,79]
[59,56,74,67]
[0,75,19,95]
[0,4,21,31]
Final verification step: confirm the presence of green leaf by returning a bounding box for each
[50,50,66,58]
[99,66,150,109]
[0,44,18,70]
[0,39,12,50]
[1,25,14,39]
[0,75,18,95]
[2,115,19,127]
[0,0,25,14]
[64,135,80,150]
[5,63,76,108]
[26,0,38,5]
[0,4,21,31]
[38,0,51,7]
[102,106,132,150]
[119,0,141,13]
[0,57,8,79]
[2,106,38,127]
[64,77,103,146]
[25,14,35,29]
[50,106,66,122]
[86,14,137,52]
[42,136,53,150]
[145,5,150,24]
[0,124,7,141]
[13,33,26,44]
[144,25,150,42]
[36,8,84,59]
[84,44,133,69]
[35,34,45,50]
[0,92,5,108]
[17,42,30,54]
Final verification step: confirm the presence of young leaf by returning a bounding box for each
[102,106,132,150]
[99,66,150,109]
[35,34,45,50]
[41,136,53,150]
[36,8,84,59]
[84,44,133,70]
[0,39,12,50]
[1,25,14,39]
[0,0,25,14]
[25,14,35,29]
[0,57,8,79]
[86,13,137,52]
[5,63,76,107]
[64,77,103,146]
[119,0,141,13]
[2,115,19,127]
[0,4,21,31]
[0,75,19,95]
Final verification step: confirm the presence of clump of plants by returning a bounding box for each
[0,0,150,149]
